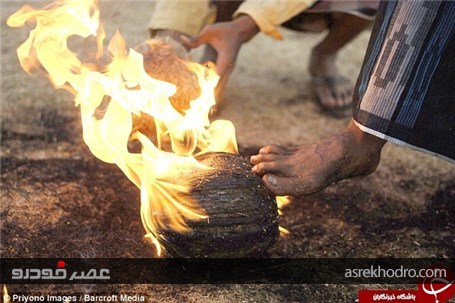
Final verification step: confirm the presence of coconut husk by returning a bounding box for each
[157,152,280,258]
[136,37,201,112]
[129,37,202,151]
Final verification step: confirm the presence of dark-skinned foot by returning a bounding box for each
[250,120,386,196]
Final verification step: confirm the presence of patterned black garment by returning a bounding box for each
[353,0,455,162]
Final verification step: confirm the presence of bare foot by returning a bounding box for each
[309,47,353,115]
[250,120,385,196]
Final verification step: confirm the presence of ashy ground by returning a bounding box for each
[1,1,454,302]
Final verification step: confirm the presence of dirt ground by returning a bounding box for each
[1,1,454,302]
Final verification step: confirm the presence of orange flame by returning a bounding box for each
[7,0,238,255]
[7,0,289,255]
[276,196,291,236]
[3,285,10,303]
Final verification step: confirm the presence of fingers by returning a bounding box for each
[180,27,211,49]
[180,35,203,49]
[181,32,235,78]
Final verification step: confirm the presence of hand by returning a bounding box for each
[181,15,259,96]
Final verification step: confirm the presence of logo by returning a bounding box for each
[11,261,110,281]
[359,265,455,303]
[418,265,455,303]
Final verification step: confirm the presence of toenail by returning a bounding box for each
[252,165,257,172]
[266,175,277,187]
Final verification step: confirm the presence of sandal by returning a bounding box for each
[311,75,352,118]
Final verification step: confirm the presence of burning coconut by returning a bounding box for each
[7,0,282,257]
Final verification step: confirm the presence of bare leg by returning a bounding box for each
[309,13,372,114]
[250,120,385,196]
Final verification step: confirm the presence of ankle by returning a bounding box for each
[345,120,385,148]
[311,45,339,59]
[343,119,385,171]
[328,120,383,178]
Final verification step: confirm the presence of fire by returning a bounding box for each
[7,0,287,255]
[7,0,238,254]
[3,285,11,303]
[276,196,291,236]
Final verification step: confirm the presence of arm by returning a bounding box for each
[234,0,318,40]
[182,14,259,77]
[182,0,317,96]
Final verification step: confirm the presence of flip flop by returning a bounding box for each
[311,75,352,118]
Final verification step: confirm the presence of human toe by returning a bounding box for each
[317,85,338,109]
[262,174,302,196]
[259,145,292,155]
[250,153,279,165]
[252,161,282,175]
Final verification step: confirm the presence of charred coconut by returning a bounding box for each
[157,152,279,257]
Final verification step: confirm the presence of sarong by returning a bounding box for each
[353,0,455,162]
